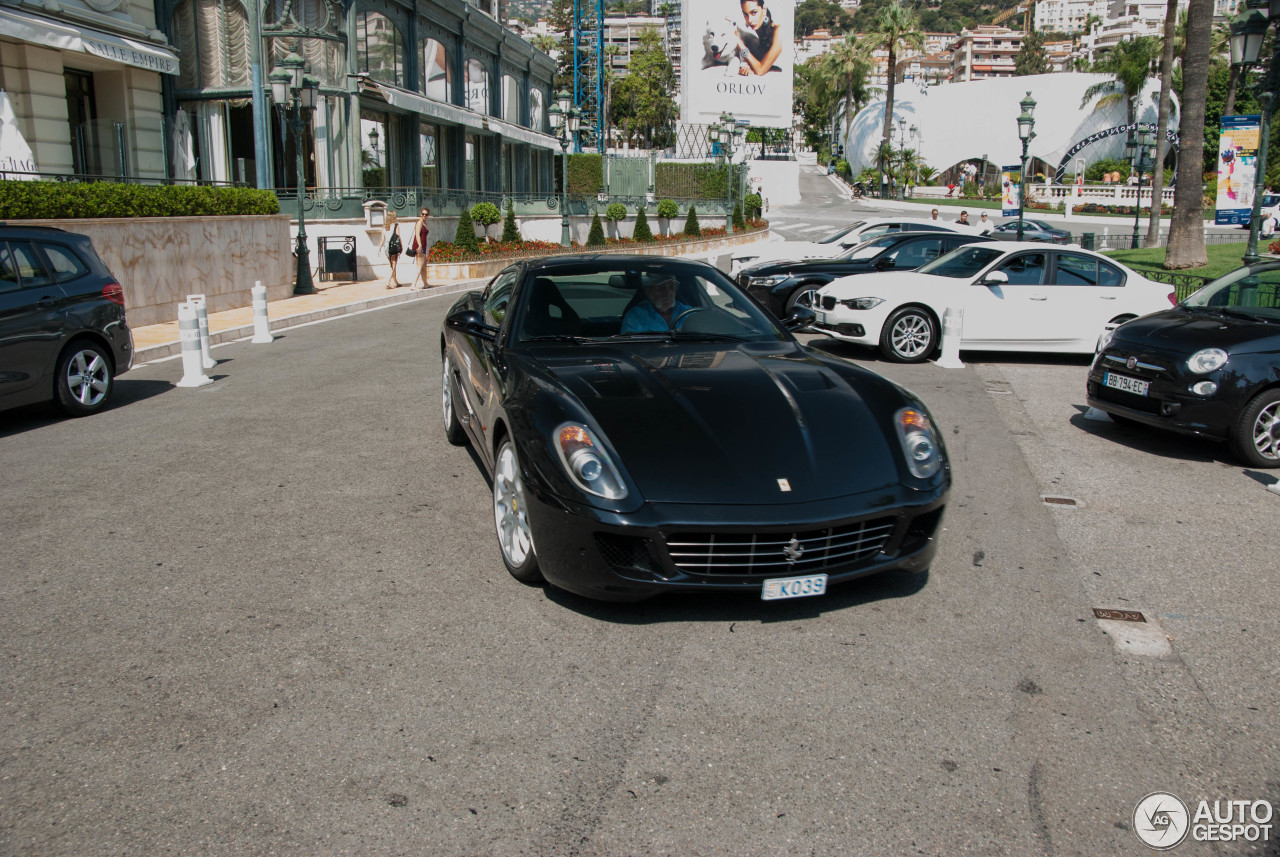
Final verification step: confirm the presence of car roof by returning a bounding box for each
[0,224,77,237]
[526,254,719,273]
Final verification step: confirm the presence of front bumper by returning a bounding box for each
[1085,350,1239,441]
[522,482,949,601]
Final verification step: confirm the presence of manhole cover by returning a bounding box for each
[1093,608,1146,623]
[1042,495,1079,506]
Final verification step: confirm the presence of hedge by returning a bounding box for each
[655,163,746,200]
[567,153,604,196]
[0,181,279,219]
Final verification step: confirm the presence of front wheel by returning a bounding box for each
[54,341,114,416]
[785,284,821,314]
[493,438,542,583]
[1231,389,1280,468]
[879,307,937,363]
[441,354,466,445]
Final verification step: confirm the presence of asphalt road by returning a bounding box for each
[1,177,1277,856]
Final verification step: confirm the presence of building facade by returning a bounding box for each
[948,25,1023,82]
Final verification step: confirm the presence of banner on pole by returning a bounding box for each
[1001,165,1021,218]
[1216,114,1261,226]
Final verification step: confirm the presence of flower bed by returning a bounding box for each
[424,220,768,263]
[1029,200,1173,216]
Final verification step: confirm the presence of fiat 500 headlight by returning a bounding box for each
[840,297,884,311]
[1187,348,1228,374]
[554,423,628,500]
[894,407,942,479]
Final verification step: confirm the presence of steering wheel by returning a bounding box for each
[671,307,710,329]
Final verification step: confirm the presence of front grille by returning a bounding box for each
[1093,383,1162,414]
[666,518,895,576]
[821,296,837,310]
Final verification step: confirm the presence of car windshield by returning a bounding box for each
[916,246,1005,278]
[839,235,901,261]
[1182,266,1280,321]
[514,262,790,343]
[817,221,865,244]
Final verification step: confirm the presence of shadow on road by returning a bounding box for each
[0,378,173,438]
[1066,403,1227,466]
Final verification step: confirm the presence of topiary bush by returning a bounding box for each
[683,205,701,238]
[470,202,501,240]
[586,212,606,247]
[0,180,278,219]
[453,206,480,253]
[732,201,746,232]
[633,206,654,242]
[743,193,762,219]
[605,202,627,222]
[501,199,521,243]
[656,199,679,219]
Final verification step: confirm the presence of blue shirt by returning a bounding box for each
[621,300,692,333]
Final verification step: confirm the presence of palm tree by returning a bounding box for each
[1145,0,1181,247]
[1210,19,1240,114]
[813,35,871,153]
[1167,0,1213,269]
[1080,36,1161,127]
[872,1,924,185]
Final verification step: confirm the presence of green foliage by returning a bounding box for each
[605,202,627,222]
[683,205,701,237]
[835,159,851,178]
[744,193,763,219]
[1014,30,1048,76]
[502,199,521,243]
[633,206,654,242]
[586,212,606,247]
[654,162,747,200]
[796,0,855,35]
[1086,158,1132,181]
[733,201,746,231]
[567,153,604,195]
[362,167,386,188]
[0,181,279,219]
[609,29,677,148]
[656,198,679,219]
[471,202,501,227]
[453,205,480,253]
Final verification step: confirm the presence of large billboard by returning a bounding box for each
[682,0,794,127]
[1216,114,1261,226]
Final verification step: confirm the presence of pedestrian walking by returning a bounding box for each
[409,207,431,291]
[383,219,403,289]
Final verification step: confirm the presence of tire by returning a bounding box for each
[54,340,113,416]
[1230,388,1280,468]
[785,283,821,314]
[441,354,466,446]
[493,438,542,583]
[879,306,938,363]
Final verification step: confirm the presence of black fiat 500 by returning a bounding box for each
[440,255,950,602]
[1086,261,1280,467]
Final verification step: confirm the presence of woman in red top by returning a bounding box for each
[409,207,432,290]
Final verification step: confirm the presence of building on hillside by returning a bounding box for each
[893,52,952,86]
[602,15,665,77]
[1083,0,1188,53]
[1033,0,1111,34]
[948,25,1024,82]
[796,28,838,62]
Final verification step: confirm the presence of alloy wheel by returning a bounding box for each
[493,442,534,567]
[891,314,932,359]
[64,348,110,408]
[1252,400,1280,461]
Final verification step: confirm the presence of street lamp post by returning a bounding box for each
[895,117,907,200]
[1015,91,1037,243]
[717,112,741,232]
[1128,127,1155,249]
[269,45,320,296]
[909,124,918,196]
[548,90,580,247]
[1229,0,1278,264]
[369,126,380,167]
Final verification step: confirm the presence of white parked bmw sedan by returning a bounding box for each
[811,242,1176,362]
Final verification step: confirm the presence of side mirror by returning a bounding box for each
[782,305,817,331]
[446,309,499,341]
[981,270,1009,287]
[874,257,895,270]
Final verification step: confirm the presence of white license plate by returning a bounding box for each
[1104,371,1150,397]
[762,573,828,601]
[814,309,828,324]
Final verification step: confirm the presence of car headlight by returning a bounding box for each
[554,423,628,500]
[840,297,884,311]
[1096,327,1114,353]
[894,407,942,479]
[1187,348,1228,374]
[746,275,790,288]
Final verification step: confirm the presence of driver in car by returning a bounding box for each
[621,276,692,333]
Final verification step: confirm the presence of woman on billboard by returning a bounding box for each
[730,0,785,75]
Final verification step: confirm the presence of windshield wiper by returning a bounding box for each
[669,331,752,342]
[522,334,591,343]
[608,331,674,340]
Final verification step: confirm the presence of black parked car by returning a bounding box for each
[0,225,132,416]
[1086,261,1280,467]
[991,219,1072,244]
[440,255,950,602]
[738,231,993,317]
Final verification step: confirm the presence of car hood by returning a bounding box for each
[534,343,903,504]
[744,258,873,277]
[1112,308,1280,352]
[735,242,840,262]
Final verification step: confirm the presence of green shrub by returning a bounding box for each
[567,153,604,195]
[605,202,627,222]
[732,201,745,232]
[586,212,606,247]
[633,206,654,242]
[835,159,851,178]
[656,199,679,219]
[454,206,480,252]
[0,181,278,219]
[743,193,762,219]
[683,205,701,238]
[470,202,501,239]
[501,199,521,243]
[655,162,745,200]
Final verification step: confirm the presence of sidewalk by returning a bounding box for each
[132,277,483,363]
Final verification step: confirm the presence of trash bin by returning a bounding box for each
[1080,232,1095,250]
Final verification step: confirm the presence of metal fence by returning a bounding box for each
[1083,230,1249,252]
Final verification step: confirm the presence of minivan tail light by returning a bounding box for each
[103,282,125,306]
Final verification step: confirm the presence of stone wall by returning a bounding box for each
[22,216,294,327]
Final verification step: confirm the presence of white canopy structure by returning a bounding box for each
[837,73,1175,180]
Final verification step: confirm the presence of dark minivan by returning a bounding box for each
[0,225,133,416]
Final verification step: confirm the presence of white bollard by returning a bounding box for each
[251,281,274,344]
[175,302,213,388]
[1083,407,1113,422]
[934,306,965,369]
[1267,481,1280,496]
[187,294,216,369]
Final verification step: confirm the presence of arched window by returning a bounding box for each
[171,0,251,90]
[355,10,405,87]
[465,58,488,114]
[501,74,518,124]
[422,38,450,101]
[529,88,544,132]
[262,0,346,87]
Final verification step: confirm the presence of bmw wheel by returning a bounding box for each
[442,354,466,445]
[493,438,542,582]
[879,306,937,363]
[1232,389,1280,468]
[54,341,113,416]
